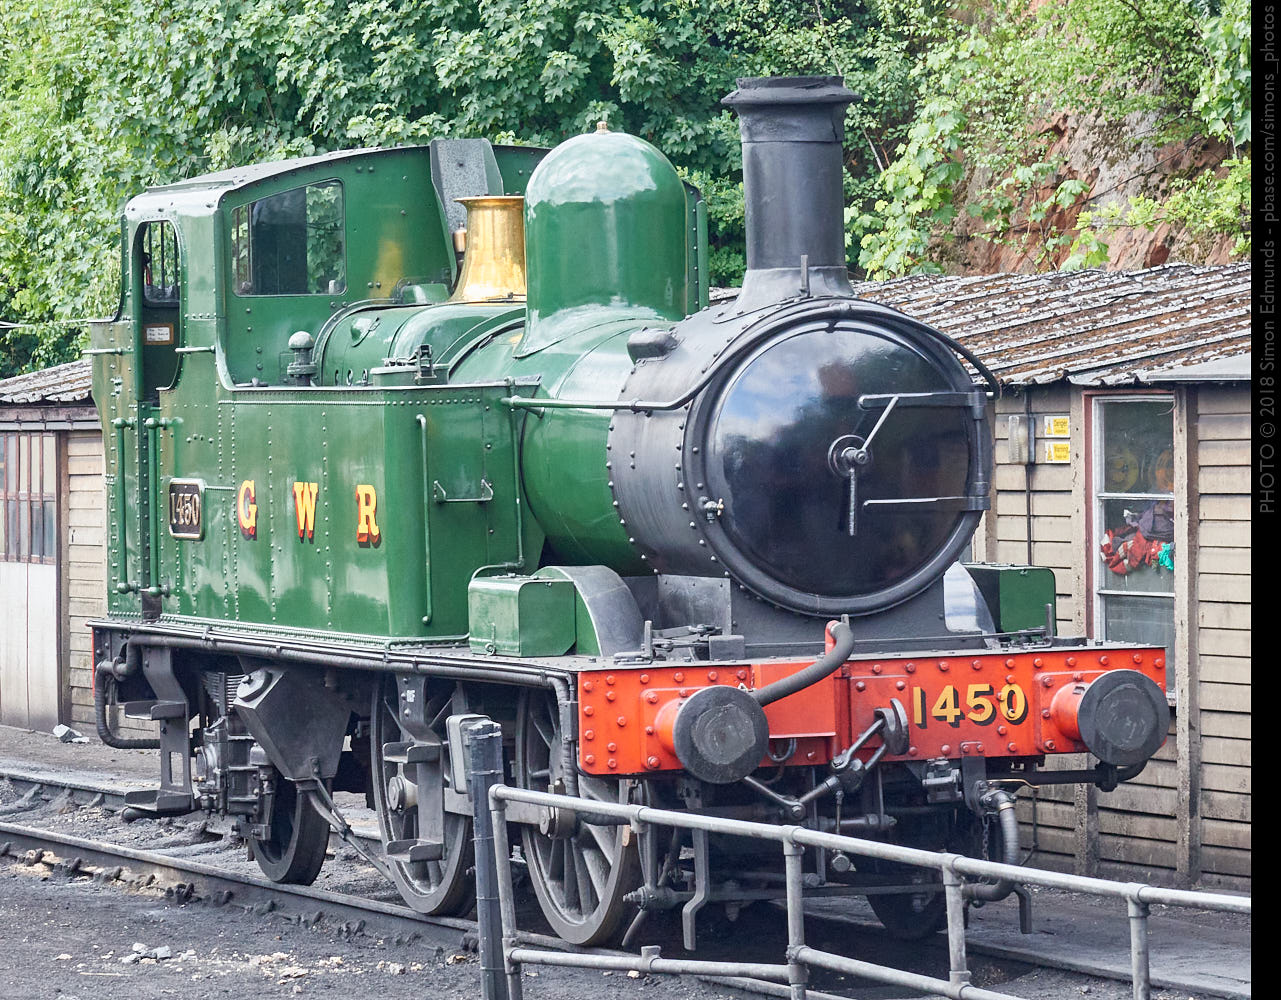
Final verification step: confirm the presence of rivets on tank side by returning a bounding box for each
[998,725,1008,735]
[707,671,718,681]
[646,756,660,770]
[1073,672,1083,682]
[585,754,596,765]
[607,742,617,752]
[871,664,882,675]
[895,680,906,691]
[1066,656,1076,667]
[1132,653,1143,664]
[1033,657,1044,668]
[607,758,617,769]
[1006,658,1015,668]
[855,681,865,692]
[1099,655,1109,666]
[971,660,982,671]
[937,661,949,672]
[584,730,595,741]
[673,672,684,683]
[583,680,594,692]
[941,744,950,754]
[584,706,595,717]
[905,662,916,673]
[616,716,627,728]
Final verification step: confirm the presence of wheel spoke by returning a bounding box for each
[429,695,452,731]
[580,818,615,855]
[531,710,556,750]
[573,844,596,913]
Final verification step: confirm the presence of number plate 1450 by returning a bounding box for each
[911,682,1029,728]
[168,479,204,540]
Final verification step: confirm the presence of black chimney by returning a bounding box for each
[722,76,857,311]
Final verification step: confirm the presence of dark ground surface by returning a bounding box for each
[0,726,1251,1000]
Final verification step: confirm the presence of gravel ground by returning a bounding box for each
[0,776,1243,1000]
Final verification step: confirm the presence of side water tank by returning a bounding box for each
[519,128,690,356]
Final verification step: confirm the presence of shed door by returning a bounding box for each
[0,432,61,730]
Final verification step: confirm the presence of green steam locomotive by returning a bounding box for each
[88,77,1169,947]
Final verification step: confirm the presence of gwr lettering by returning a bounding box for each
[293,481,319,540]
[355,484,381,545]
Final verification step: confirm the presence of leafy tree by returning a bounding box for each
[0,0,1252,374]
[1,0,925,374]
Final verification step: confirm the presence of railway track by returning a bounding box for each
[1,764,1247,999]
[0,771,853,1000]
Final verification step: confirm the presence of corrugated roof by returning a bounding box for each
[0,359,93,405]
[850,262,1250,387]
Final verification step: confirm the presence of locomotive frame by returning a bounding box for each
[89,75,1171,947]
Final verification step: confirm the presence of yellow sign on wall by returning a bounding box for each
[1042,415,1070,437]
[1043,441,1072,463]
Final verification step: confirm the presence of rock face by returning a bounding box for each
[942,110,1241,273]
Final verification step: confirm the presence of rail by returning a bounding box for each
[461,719,1249,1000]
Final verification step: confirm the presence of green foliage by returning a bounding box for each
[0,0,1253,374]
[1065,156,1251,268]
[853,0,1252,278]
[853,98,965,278]
[1,0,935,375]
[1194,0,1251,149]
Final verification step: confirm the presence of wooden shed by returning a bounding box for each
[855,262,1251,888]
[0,359,102,731]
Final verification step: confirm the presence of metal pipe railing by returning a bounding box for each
[464,724,1250,1000]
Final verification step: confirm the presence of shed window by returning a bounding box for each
[231,181,346,296]
[1092,397,1175,685]
[0,432,57,564]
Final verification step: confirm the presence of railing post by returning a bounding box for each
[942,865,972,988]
[467,719,515,1000]
[491,791,524,1000]
[783,837,808,1000]
[1128,898,1151,1000]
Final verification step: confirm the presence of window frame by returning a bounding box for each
[1084,390,1178,694]
[229,178,348,299]
[0,431,58,566]
[139,219,181,309]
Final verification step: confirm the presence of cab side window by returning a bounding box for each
[231,181,346,296]
[141,221,180,307]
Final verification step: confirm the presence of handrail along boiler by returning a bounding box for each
[89,76,1170,946]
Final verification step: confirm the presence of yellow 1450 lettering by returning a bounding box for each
[911,683,1028,728]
